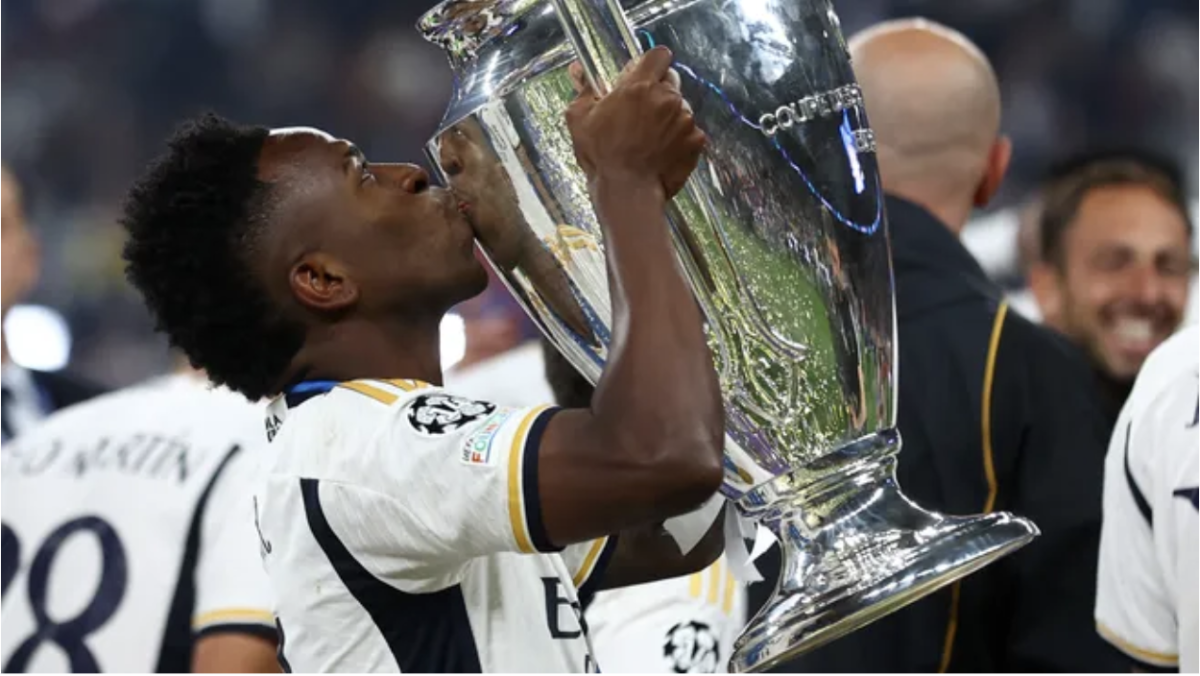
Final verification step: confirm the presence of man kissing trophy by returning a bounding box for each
[419,0,1038,671]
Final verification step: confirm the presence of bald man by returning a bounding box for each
[749,20,1128,673]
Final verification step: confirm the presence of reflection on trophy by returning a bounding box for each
[420,0,1039,671]
[436,113,596,343]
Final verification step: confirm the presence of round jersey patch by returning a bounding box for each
[663,620,720,673]
[406,394,496,436]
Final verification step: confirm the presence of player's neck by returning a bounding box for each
[284,316,446,389]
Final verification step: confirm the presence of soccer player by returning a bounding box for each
[1095,325,1198,673]
[120,46,726,673]
[1,367,279,672]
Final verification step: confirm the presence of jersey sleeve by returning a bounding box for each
[1094,402,1180,669]
[587,557,745,673]
[192,445,277,640]
[316,384,565,590]
[562,536,620,602]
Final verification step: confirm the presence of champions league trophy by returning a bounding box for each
[420,0,1038,671]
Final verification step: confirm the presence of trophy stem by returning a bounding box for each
[729,431,1038,673]
[547,0,643,94]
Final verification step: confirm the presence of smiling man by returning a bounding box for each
[1030,151,1195,424]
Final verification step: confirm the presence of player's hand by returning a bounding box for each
[565,46,706,200]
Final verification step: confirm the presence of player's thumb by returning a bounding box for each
[627,45,674,83]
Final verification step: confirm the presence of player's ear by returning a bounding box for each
[290,253,359,313]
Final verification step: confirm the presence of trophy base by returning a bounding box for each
[729,431,1038,673]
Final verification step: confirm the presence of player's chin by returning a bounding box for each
[464,254,490,295]
[447,246,490,300]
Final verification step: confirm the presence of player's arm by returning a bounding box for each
[535,46,725,550]
[191,446,281,673]
[600,514,725,590]
[193,634,280,674]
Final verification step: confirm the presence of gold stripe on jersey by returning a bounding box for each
[722,568,737,615]
[707,561,721,604]
[507,405,552,554]
[192,607,276,630]
[339,380,400,405]
[1096,622,1179,667]
[572,537,609,587]
[385,379,430,392]
[689,560,735,610]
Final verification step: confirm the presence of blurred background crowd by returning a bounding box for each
[2,0,1196,387]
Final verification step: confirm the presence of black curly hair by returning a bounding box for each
[122,113,306,400]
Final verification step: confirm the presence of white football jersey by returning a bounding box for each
[1095,326,1199,673]
[449,343,748,673]
[256,378,617,673]
[1,374,276,672]
[587,556,746,673]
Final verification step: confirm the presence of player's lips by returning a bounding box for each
[438,186,471,214]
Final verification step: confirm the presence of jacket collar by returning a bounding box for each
[886,195,1002,317]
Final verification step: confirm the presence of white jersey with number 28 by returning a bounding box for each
[1,374,275,673]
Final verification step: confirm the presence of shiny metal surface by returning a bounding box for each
[419,0,1038,671]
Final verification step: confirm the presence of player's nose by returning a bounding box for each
[378,163,430,193]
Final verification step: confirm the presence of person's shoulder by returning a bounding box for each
[269,379,519,478]
[1117,327,1198,445]
[30,368,108,410]
[1130,327,1198,403]
[25,375,268,454]
[15,374,186,438]
[304,379,507,433]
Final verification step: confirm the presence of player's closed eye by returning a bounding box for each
[361,162,375,185]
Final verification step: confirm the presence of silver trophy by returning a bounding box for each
[420,0,1038,671]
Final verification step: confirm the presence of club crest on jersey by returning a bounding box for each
[461,409,515,466]
[407,394,496,436]
[663,620,719,674]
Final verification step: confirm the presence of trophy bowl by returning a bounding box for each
[419,0,1038,671]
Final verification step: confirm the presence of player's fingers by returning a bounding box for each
[664,67,682,93]
[568,61,592,96]
[565,93,596,130]
[627,46,674,84]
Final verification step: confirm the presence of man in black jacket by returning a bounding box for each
[753,19,1130,672]
[2,167,105,441]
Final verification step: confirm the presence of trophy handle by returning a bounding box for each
[548,0,644,94]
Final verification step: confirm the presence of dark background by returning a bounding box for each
[3,0,1195,386]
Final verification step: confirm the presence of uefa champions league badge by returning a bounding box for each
[406,393,496,436]
[460,408,515,467]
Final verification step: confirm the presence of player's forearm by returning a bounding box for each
[587,174,724,503]
[192,634,281,673]
[602,508,726,589]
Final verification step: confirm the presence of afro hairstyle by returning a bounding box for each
[121,113,305,400]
